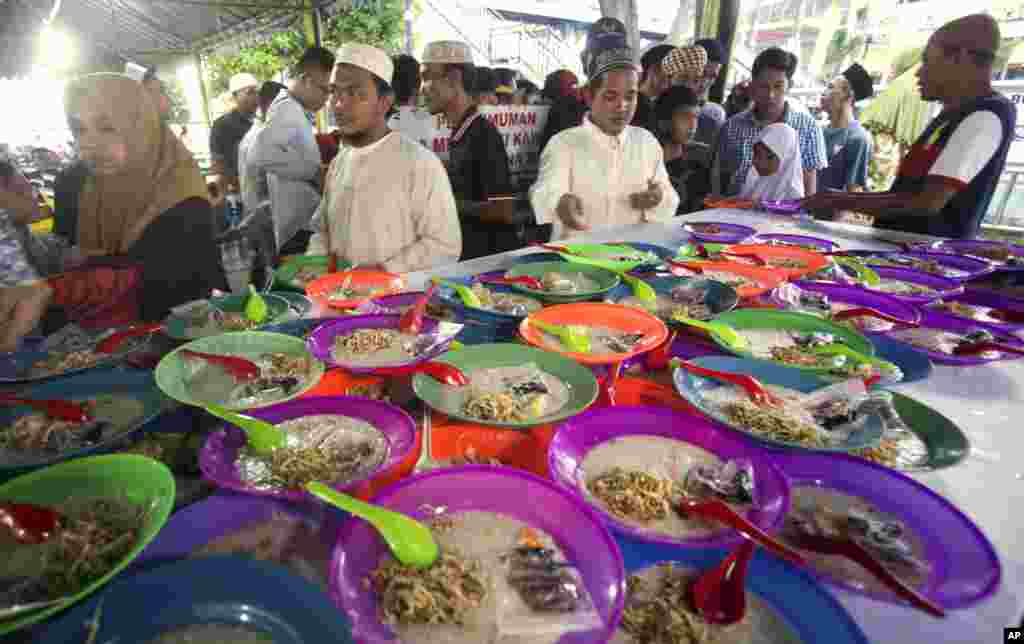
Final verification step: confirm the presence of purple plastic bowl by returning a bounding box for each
[359,291,425,312]
[864,266,963,304]
[754,233,838,252]
[548,405,790,549]
[935,290,1024,332]
[305,314,450,374]
[879,308,1024,366]
[773,450,1001,608]
[760,199,804,214]
[683,221,757,244]
[923,239,1024,270]
[330,466,626,644]
[791,281,922,328]
[864,251,994,281]
[198,395,417,502]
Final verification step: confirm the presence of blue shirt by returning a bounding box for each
[717,102,828,195]
[819,120,873,191]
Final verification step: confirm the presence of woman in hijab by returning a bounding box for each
[9,73,226,337]
[738,123,804,203]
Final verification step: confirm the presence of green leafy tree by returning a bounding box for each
[163,76,192,125]
[204,1,404,97]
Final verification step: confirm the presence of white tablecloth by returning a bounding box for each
[402,209,1023,643]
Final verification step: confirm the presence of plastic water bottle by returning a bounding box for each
[225,192,243,229]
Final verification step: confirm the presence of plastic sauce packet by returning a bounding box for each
[496,545,604,639]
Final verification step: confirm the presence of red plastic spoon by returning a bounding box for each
[180,349,261,381]
[786,531,946,618]
[399,284,438,335]
[644,330,678,371]
[678,498,805,565]
[95,322,166,354]
[0,502,59,544]
[688,539,755,625]
[371,361,469,385]
[831,307,918,327]
[674,360,785,407]
[478,276,546,290]
[0,394,93,423]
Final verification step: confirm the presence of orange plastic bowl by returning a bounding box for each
[305,270,405,310]
[671,260,786,298]
[429,416,552,479]
[518,302,669,366]
[598,376,698,415]
[721,243,829,279]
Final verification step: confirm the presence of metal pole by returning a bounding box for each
[194,51,212,128]
[405,0,413,55]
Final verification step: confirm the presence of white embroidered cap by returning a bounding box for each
[336,43,394,84]
[422,40,473,65]
[229,73,259,94]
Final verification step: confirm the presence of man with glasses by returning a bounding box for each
[422,40,517,260]
[804,14,1015,239]
[239,47,335,255]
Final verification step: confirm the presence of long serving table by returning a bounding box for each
[402,208,1024,644]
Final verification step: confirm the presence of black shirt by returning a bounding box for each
[209,110,253,179]
[446,108,516,260]
[53,161,90,243]
[126,196,227,320]
[538,94,587,155]
[665,143,712,215]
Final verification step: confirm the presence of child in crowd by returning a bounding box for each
[654,85,712,214]
[739,123,804,203]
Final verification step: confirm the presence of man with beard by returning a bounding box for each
[306,44,460,272]
[422,40,517,259]
[530,31,678,239]
[804,14,1014,239]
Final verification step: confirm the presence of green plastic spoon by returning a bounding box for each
[306,481,439,569]
[433,278,482,308]
[245,284,269,323]
[204,403,285,454]
[670,317,750,351]
[529,319,592,353]
[616,271,658,305]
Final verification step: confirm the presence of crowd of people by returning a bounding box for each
[0,12,1015,352]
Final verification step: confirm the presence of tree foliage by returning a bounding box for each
[163,76,192,125]
[204,1,404,97]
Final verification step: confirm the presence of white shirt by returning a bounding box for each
[307,132,462,273]
[239,91,321,250]
[387,106,435,150]
[929,111,1003,188]
[529,116,680,240]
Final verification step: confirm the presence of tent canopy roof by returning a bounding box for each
[0,0,349,77]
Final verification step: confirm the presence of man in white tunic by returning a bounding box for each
[530,32,678,240]
[307,44,461,272]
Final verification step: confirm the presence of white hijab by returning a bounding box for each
[740,123,804,202]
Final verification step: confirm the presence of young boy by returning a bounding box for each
[654,85,712,214]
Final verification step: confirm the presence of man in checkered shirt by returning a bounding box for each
[713,47,827,198]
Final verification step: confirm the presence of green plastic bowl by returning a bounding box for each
[505,261,621,303]
[164,293,292,341]
[274,255,351,291]
[154,331,325,410]
[552,243,664,272]
[708,309,876,375]
[412,343,600,428]
[0,454,175,635]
